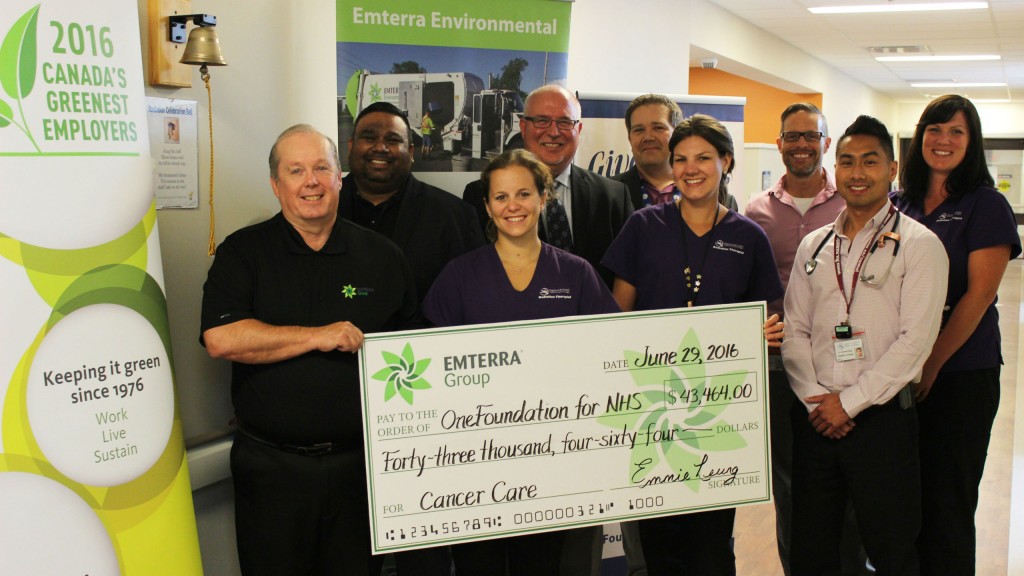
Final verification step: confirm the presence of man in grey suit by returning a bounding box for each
[463,84,633,289]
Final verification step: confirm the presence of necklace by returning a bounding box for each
[502,259,537,273]
[496,245,539,274]
[680,203,721,307]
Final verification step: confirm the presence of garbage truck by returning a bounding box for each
[349,70,524,159]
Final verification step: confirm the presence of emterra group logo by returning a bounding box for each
[371,343,431,405]
[368,82,382,103]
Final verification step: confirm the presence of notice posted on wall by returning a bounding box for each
[146,97,198,209]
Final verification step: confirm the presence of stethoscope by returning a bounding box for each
[804,211,902,285]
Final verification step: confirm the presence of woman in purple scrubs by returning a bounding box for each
[423,149,619,575]
[893,94,1021,576]
[602,115,783,575]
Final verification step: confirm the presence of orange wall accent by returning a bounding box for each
[689,68,822,144]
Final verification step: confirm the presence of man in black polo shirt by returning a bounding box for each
[343,101,483,302]
[200,124,418,575]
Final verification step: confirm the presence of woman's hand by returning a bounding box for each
[764,313,784,348]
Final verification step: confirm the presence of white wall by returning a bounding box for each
[744,144,786,202]
[898,101,1024,139]
[568,0,692,95]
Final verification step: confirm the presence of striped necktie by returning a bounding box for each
[546,183,573,251]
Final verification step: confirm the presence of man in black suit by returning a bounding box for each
[342,101,484,302]
[613,93,738,212]
[463,85,633,288]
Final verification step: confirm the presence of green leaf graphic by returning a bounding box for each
[412,357,431,376]
[0,97,12,127]
[398,386,414,405]
[381,350,403,367]
[370,367,394,381]
[401,343,415,366]
[629,410,664,480]
[681,422,747,452]
[663,440,706,493]
[0,4,40,101]
[406,377,431,391]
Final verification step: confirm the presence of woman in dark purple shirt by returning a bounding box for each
[602,115,783,576]
[423,149,619,576]
[894,94,1021,576]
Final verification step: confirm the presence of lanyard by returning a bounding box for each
[833,205,897,319]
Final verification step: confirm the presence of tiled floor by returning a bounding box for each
[733,256,1022,576]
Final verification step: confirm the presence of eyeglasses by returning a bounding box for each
[781,131,825,143]
[523,116,580,131]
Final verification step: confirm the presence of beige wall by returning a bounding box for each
[140,0,339,444]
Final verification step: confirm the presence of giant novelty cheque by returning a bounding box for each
[359,303,771,554]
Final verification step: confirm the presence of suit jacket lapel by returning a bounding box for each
[569,165,588,254]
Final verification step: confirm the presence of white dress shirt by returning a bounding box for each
[782,201,948,418]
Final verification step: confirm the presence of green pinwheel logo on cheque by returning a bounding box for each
[597,327,752,493]
[372,343,431,405]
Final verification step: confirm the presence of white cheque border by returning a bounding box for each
[359,302,771,554]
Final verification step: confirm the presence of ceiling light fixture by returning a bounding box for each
[876,54,1000,62]
[910,82,1006,88]
[809,2,987,14]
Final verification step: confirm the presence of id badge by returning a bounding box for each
[834,337,864,362]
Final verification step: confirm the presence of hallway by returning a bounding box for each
[734,255,1022,576]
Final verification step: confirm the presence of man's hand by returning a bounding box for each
[764,314,784,349]
[805,392,854,440]
[314,321,364,353]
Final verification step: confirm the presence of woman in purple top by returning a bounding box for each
[602,115,783,576]
[423,149,619,576]
[894,95,1021,576]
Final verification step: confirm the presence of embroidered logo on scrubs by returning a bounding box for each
[341,284,374,298]
[538,287,572,300]
[371,343,432,405]
[936,211,964,223]
[712,240,746,255]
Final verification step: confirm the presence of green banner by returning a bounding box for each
[336,0,572,172]
[337,0,570,52]
[0,2,203,574]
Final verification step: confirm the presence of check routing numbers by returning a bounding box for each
[366,325,767,551]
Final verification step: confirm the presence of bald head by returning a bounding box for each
[520,84,583,176]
